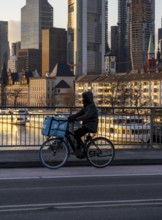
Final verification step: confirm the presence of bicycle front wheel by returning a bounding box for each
[39,137,69,169]
[87,137,115,168]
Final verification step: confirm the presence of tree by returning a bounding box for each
[130,82,143,114]
[64,90,75,106]
[7,88,23,106]
[37,96,47,106]
[116,81,130,107]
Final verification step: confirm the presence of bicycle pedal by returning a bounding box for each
[76,154,86,159]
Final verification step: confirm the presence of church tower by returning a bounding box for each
[146,33,156,72]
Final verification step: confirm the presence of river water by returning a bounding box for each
[0,123,44,147]
[0,123,149,150]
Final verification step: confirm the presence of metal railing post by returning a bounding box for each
[149,108,154,149]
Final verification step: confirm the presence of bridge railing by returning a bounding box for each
[0,106,162,149]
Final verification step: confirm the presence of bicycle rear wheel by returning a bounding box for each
[39,137,69,169]
[87,137,115,168]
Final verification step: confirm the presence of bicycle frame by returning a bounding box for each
[65,122,78,152]
[65,121,92,153]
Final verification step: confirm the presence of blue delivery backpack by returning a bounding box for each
[42,116,68,137]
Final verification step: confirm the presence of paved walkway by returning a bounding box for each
[0,148,162,168]
[1,165,162,180]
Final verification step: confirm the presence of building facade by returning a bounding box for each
[42,28,67,76]
[104,52,116,74]
[29,77,55,106]
[0,21,9,70]
[67,0,108,76]
[30,62,74,106]
[75,73,162,107]
[21,0,53,49]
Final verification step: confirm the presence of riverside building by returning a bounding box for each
[75,73,162,107]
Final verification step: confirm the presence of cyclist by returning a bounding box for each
[68,91,98,157]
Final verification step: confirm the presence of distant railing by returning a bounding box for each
[0,106,162,149]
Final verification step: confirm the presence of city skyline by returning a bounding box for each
[0,0,162,45]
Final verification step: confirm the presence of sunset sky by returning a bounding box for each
[0,0,161,46]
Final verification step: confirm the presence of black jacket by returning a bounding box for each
[69,91,98,133]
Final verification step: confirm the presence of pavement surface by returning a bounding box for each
[1,165,162,180]
[0,148,162,168]
[1,166,162,220]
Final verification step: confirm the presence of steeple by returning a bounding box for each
[147,33,155,56]
[146,33,156,72]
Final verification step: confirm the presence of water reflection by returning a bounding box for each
[0,123,45,146]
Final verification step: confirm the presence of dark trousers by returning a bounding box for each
[74,127,91,149]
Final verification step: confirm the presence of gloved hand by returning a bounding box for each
[68,116,76,122]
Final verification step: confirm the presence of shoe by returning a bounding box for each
[76,154,86,159]
[75,149,86,159]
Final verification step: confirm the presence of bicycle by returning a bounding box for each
[39,116,115,169]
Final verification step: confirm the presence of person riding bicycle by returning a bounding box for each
[68,91,98,157]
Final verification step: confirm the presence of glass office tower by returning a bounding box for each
[118,0,131,73]
[21,0,53,49]
[67,0,108,76]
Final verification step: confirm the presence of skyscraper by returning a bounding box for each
[67,0,108,76]
[118,0,155,72]
[17,49,41,73]
[11,42,21,57]
[118,0,131,72]
[130,0,155,71]
[158,18,162,56]
[111,26,119,57]
[21,0,53,49]
[42,27,67,75]
[0,21,9,70]
[158,19,162,42]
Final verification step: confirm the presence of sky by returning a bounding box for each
[0,0,162,46]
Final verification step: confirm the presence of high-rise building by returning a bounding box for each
[118,0,155,73]
[21,0,53,49]
[158,18,162,58]
[158,18,162,42]
[130,0,155,71]
[42,28,67,75]
[11,42,21,57]
[111,26,119,58]
[67,0,108,76]
[118,0,131,73]
[0,21,9,70]
[8,42,21,72]
[8,56,18,72]
[17,49,41,74]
